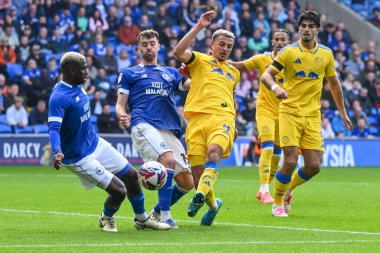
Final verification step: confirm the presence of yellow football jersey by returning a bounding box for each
[184,51,240,119]
[270,40,336,116]
[244,51,285,117]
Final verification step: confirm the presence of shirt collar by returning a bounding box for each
[298,39,319,53]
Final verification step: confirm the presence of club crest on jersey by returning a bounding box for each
[160,142,168,149]
[162,73,170,80]
[95,167,104,175]
[75,96,80,102]
[315,57,324,66]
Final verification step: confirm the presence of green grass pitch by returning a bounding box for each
[0,166,379,253]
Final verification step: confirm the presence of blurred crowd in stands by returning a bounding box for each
[0,0,379,139]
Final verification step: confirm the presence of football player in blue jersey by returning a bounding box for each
[48,52,171,232]
[116,30,194,228]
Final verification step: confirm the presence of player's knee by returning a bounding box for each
[307,163,321,176]
[283,160,297,171]
[159,153,176,169]
[175,172,194,191]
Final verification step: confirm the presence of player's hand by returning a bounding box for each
[197,11,215,28]
[340,112,353,131]
[179,63,190,78]
[53,151,64,170]
[120,114,131,128]
[234,128,238,141]
[274,87,288,99]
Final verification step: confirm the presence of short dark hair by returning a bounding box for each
[137,29,159,44]
[272,29,290,39]
[298,10,320,28]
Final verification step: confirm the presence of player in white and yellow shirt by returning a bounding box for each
[261,10,352,217]
[230,29,290,205]
[174,11,240,226]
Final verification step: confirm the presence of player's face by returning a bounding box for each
[299,20,319,43]
[211,36,234,61]
[138,37,160,62]
[271,32,289,52]
[74,60,88,84]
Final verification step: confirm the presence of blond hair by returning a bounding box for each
[60,52,86,68]
[212,29,236,42]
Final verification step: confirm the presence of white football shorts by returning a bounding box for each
[65,137,130,190]
[131,123,190,176]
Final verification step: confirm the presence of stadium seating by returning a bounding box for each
[34,124,49,134]
[0,125,12,134]
[0,114,7,125]
[14,125,34,134]
[6,63,23,79]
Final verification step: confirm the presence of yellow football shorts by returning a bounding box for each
[279,112,324,152]
[256,111,280,145]
[185,113,235,166]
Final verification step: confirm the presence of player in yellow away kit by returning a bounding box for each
[174,11,240,225]
[261,10,353,217]
[230,29,290,205]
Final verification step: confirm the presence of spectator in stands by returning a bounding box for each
[242,98,256,135]
[153,5,173,34]
[235,111,247,136]
[106,6,120,37]
[35,27,53,55]
[97,104,123,133]
[345,50,365,79]
[361,40,377,62]
[100,46,118,76]
[93,67,112,99]
[240,10,254,37]
[3,83,21,110]
[248,28,269,52]
[117,49,132,71]
[335,21,352,44]
[321,99,335,120]
[89,9,109,34]
[369,7,380,28]
[358,88,373,115]
[118,16,140,45]
[15,35,30,64]
[319,23,335,45]
[76,6,89,32]
[91,33,107,57]
[342,73,355,91]
[29,99,48,126]
[321,117,335,138]
[27,44,46,69]
[51,29,69,54]
[138,15,153,31]
[347,80,362,105]
[0,25,19,49]
[90,90,103,116]
[47,57,59,82]
[369,79,380,108]
[235,72,251,98]
[351,117,372,138]
[6,96,27,129]
[0,37,16,75]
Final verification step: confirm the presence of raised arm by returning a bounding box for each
[174,11,216,63]
[326,76,353,131]
[261,67,288,99]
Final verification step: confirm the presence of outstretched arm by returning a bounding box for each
[228,60,248,72]
[326,76,353,131]
[174,11,216,63]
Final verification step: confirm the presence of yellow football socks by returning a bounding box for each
[259,148,273,184]
[273,171,291,206]
[197,168,218,197]
[288,166,311,191]
[269,154,281,184]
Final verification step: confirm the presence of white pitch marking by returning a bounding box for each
[0,208,379,236]
[0,240,380,248]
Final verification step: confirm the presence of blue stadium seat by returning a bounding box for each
[366,116,378,126]
[14,125,34,134]
[34,124,49,134]
[6,64,23,79]
[0,125,12,134]
[0,114,7,125]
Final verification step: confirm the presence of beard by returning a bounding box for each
[142,52,156,62]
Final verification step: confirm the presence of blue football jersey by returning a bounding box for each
[118,65,183,138]
[48,81,98,164]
